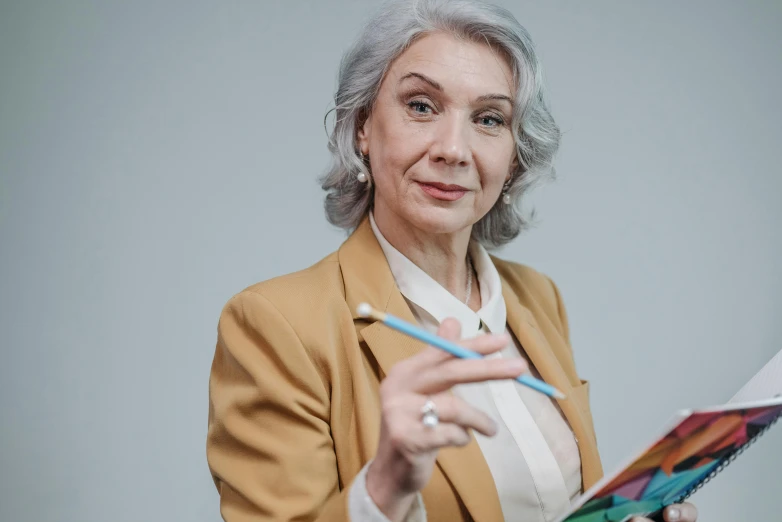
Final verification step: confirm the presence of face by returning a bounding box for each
[358,32,517,236]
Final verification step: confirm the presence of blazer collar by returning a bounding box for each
[338,217,602,517]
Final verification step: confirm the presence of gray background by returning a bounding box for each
[1,1,780,521]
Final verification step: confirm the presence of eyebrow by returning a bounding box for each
[475,93,514,106]
[398,72,513,107]
[399,72,443,91]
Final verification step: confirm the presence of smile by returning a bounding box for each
[416,181,468,201]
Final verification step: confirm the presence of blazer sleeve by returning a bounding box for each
[206,290,350,522]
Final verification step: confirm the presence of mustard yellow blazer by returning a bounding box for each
[207,217,603,522]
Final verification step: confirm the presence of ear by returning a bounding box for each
[356,112,372,156]
[510,154,519,172]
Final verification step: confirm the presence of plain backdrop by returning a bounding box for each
[1,1,781,521]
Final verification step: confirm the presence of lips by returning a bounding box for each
[417,181,468,201]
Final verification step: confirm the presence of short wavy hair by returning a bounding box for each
[320,0,560,248]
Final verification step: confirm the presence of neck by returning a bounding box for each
[372,206,475,305]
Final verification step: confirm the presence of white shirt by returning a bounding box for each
[349,213,582,522]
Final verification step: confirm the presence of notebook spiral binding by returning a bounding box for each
[673,407,782,504]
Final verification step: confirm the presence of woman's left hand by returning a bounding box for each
[631,502,698,522]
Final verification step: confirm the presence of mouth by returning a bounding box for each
[416,181,469,202]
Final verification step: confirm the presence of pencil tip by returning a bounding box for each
[554,390,567,400]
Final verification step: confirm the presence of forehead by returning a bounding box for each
[385,32,515,98]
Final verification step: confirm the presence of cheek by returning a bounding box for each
[477,146,515,192]
[373,119,427,181]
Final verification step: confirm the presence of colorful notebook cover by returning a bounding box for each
[555,396,782,522]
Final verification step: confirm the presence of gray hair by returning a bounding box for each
[320,0,560,248]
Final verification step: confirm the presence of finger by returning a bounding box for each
[403,317,465,370]
[419,422,472,450]
[382,394,474,453]
[439,317,461,340]
[457,330,511,356]
[426,393,498,437]
[664,503,697,522]
[416,355,528,393]
[405,319,509,372]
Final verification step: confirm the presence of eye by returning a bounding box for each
[476,113,505,128]
[408,100,434,115]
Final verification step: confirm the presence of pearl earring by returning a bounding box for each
[501,180,512,204]
[357,151,369,183]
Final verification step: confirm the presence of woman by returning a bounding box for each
[206,1,697,521]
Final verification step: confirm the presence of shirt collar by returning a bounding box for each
[369,211,506,339]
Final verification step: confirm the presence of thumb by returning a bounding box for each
[437,317,462,341]
[665,503,698,522]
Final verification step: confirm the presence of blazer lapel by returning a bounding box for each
[501,277,603,490]
[339,217,504,522]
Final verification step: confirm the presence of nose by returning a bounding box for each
[429,112,471,167]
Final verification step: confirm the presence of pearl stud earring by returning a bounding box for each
[357,151,369,183]
[501,180,512,204]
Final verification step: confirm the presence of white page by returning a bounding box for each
[729,349,782,403]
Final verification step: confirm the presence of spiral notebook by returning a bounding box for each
[555,395,782,522]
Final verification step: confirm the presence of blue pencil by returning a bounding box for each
[357,302,566,399]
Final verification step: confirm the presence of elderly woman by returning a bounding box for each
[206,1,697,521]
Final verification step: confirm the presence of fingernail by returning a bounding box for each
[666,507,681,521]
[507,359,526,372]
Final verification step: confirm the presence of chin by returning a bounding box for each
[403,204,474,235]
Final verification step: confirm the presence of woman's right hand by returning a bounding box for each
[365,317,528,521]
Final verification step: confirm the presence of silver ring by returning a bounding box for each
[421,398,439,428]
